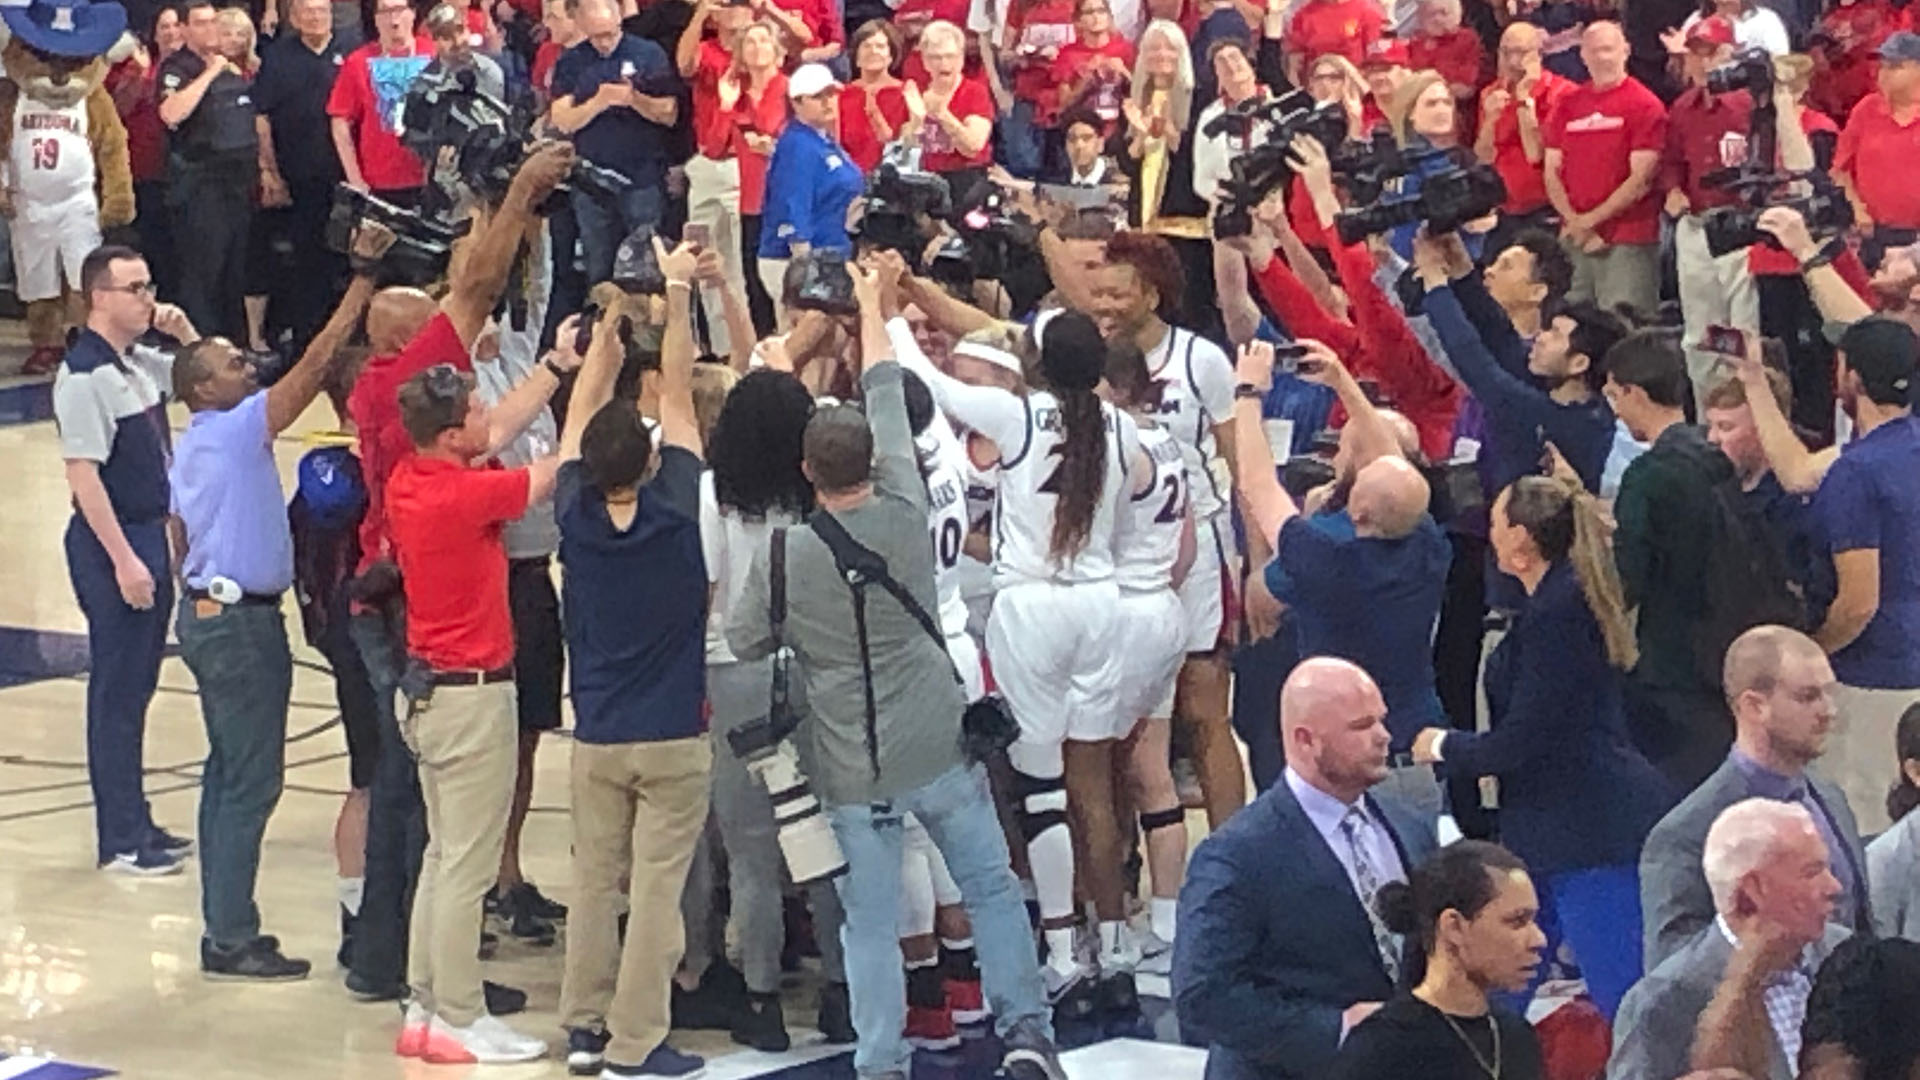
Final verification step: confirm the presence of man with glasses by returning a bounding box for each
[328,0,433,206]
[55,245,198,875]
[1476,22,1570,255]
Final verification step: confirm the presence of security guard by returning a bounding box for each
[158,0,259,343]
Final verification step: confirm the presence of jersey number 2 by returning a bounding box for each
[30,138,60,171]
[1153,472,1185,524]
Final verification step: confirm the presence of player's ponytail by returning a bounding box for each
[1035,312,1109,563]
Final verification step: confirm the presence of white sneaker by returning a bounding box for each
[421,1014,547,1064]
[1098,936,1142,977]
[1136,930,1173,977]
[100,849,184,876]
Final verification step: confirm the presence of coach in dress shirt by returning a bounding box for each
[1173,656,1440,1080]
[1640,625,1871,970]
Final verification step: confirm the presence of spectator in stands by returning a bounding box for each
[1408,0,1486,136]
[1614,798,1850,1080]
[550,0,680,286]
[1640,625,1871,969]
[253,0,349,353]
[108,7,184,302]
[168,251,376,982]
[553,244,713,1080]
[1175,657,1438,1080]
[984,0,1076,178]
[1052,0,1134,128]
[1543,20,1666,317]
[1606,330,1743,788]
[533,0,580,105]
[713,21,790,330]
[1867,704,1920,941]
[1511,0,1592,82]
[1676,0,1791,56]
[1358,37,1411,133]
[760,65,864,329]
[1052,108,1122,187]
[1193,37,1271,213]
[328,0,431,205]
[1699,934,1920,1080]
[839,20,909,174]
[909,20,994,193]
[678,0,757,355]
[1477,23,1570,250]
[1281,0,1384,84]
[764,0,843,66]
[1809,0,1903,120]
[1811,317,1920,833]
[1326,842,1548,1080]
[1412,471,1667,1020]
[1835,33,1920,271]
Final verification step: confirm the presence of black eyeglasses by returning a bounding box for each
[101,280,158,297]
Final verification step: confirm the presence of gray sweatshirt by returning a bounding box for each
[725,362,966,807]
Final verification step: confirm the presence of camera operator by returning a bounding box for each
[340,144,576,1006]
[158,0,259,343]
[1192,37,1272,221]
[550,0,680,286]
[1835,32,1920,272]
[725,262,1069,1080]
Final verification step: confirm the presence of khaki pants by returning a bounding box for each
[757,256,790,332]
[1564,237,1660,320]
[1830,683,1920,835]
[561,736,713,1065]
[1674,214,1759,405]
[685,154,745,356]
[402,680,519,1025]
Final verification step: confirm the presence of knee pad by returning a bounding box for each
[1139,806,1185,835]
[1010,768,1068,843]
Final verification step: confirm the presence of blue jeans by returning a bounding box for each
[997,99,1046,180]
[573,180,666,287]
[828,764,1051,1077]
[348,609,427,986]
[176,598,293,947]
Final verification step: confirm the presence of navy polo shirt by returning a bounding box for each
[553,34,679,187]
[1815,416,1920,689]
[53,330,174,524]
[556,448,708,744]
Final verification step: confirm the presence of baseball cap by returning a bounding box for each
[1837,317,1919,406]
[1363,37,1410,68]
[788,63,842,98]
[1685,15,1735,48]
[1878,30,1920,63]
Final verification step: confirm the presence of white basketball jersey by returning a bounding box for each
[11,97,95,212]
[1114,424,1188,594]
[1144,327,1236,522]
[919,432,972,640]
[990,392,1138,587]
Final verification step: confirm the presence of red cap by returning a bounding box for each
[1363,36,1411,67]
[1686,16,1736,48]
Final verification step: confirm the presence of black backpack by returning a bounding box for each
[1691,474,1807,689]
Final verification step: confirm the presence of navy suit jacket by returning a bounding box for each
[1172,778,1440,1080]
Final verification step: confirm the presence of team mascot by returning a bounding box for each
[0,0,135,375]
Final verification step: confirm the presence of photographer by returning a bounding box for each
[725,263,1068,1080]
[1835,32,1920,272]
[553,239,712,1079]
[550,0,680,286]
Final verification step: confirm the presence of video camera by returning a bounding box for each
[324,186,467,286]
[1699,49,1854,257]
[857,146,955,264]
[1202,89,1348,240]
[1329,131,1508,246]
[925,180,1040,289]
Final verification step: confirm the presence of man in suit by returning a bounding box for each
[1640,625,1872,969]
[1610,798,1850,1080]
[1173,656,1440,1080]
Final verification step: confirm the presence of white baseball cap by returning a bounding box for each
[788,62,842,99]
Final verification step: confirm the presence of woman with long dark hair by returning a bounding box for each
[1868,704,1920,941]
[1328,842,1548,1080]
[889,298,1147,1013]
[1412,474,1671,1019]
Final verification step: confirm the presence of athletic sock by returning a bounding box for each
[337,876,364,918]
[1150,897,1177,943]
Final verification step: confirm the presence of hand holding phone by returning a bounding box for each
[1702,324,1746,358]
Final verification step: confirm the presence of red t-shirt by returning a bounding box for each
[1544,76,1667,245]
[1049,35,1135,126]
[386,455,529,671]
[1836,92,1920,229]
[691,38,736,160]
[1005,0,1077,112]
[1751,106,1841,275]
[771,0,845,49]
[107,58,167,183]
[733,75,791,215]
[347,312,471,575]
[327,40,434,192]
[1283,0,1383,70]
[532,39,561,102]
[838,80,911,172]
[1482,70,1571,213]
[893,0,973,28]
[1661,87,1754,213]
[1811,0,1907,119]
[914,74,995,172]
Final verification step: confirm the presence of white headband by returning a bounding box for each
[953,341,1023,374]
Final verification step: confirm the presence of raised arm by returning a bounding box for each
[442,143,575,346]
[266,272,379,435]
[872,252,1029,450]
[677,0,712,78]
[1731,337,1834,494]
[655,235,704,459]
[1231,340,1302,551]
[158,56,230,129]
[852,260,920,508]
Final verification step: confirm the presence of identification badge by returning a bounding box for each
[620,60,635,78]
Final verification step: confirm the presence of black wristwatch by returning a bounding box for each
[1235,382,1266,401]
[543,357,567,380]
[1799,236,1845,272]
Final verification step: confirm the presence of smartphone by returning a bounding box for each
[1274,341,1314,375]
[684,222,712,249]
[1702,324,1746,357]
[573,302,602,356]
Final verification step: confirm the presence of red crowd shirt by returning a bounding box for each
[107,57,167,183]
[914,74,995,172]
[1411,27,1488,137]
[1661,87,1753,213]
[893,0,974,29]
[838,79,911,172]
[1836,92,1920,229]
[726,74,790,215]
[386,456,530,672]
[1751,106,1841,275]
[346,312,471,576]
[327,39,434,192]
[1544,76,1667,245]
[1005,0,1078,121]
[532,39,562,102]
[1050,35,1135,126]
[770,0,845,50]
[1810,0,1908,119]
[1283,0,1384,70]
[691,38,737,160]
[1482,69,1572,213]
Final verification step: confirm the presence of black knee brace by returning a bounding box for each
[1139,806,1185,834]
[1010,768,1068,843]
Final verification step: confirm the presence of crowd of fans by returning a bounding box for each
[32,0,1920,1074]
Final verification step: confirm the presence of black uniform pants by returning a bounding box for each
[171,165,255,344]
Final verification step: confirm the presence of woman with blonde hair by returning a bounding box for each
[216,6,260,74]
[1119,19,1217,335]
[1411,472,1671,1021]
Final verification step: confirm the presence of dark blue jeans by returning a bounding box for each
[66,515,171,862]
[348,608,427,986]
[176,598,293,947]
[574,180,665,287]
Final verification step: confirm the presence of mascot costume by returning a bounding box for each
[0,0,135,375]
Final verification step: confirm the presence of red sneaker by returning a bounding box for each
[20,346,62,377]
[905,1003,960,1050]
[394,1003,430,1058]
[945,977,988,1025]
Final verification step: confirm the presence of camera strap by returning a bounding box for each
[769,527,792,725]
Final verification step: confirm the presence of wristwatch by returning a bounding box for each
[1798,236,1845,272]
[542,357,567,380]
[1234,382,1266,401]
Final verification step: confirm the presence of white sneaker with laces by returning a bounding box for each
[422,1014,547,1064]
[1136,930,1173,976]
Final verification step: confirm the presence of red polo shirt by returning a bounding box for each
[386,456,530,671]
[914,74,995,172]
[1662,87,1753,213]
[347,312,471,576]
[1283,0,1383,70]
[1482,69,1572,213]
[1837,92,1920,228]
[691,38,736,160]
[838,80,911,172]
[1751,106,1841,275]
[1545,75,1667,245]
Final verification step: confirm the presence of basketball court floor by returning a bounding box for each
[0,362,1208,1080]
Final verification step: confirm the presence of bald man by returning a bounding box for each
[1174,657,1440,1080]
[1638,625,1872,970]
[1476,22,1574,244]
[1233,341,1453,815]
